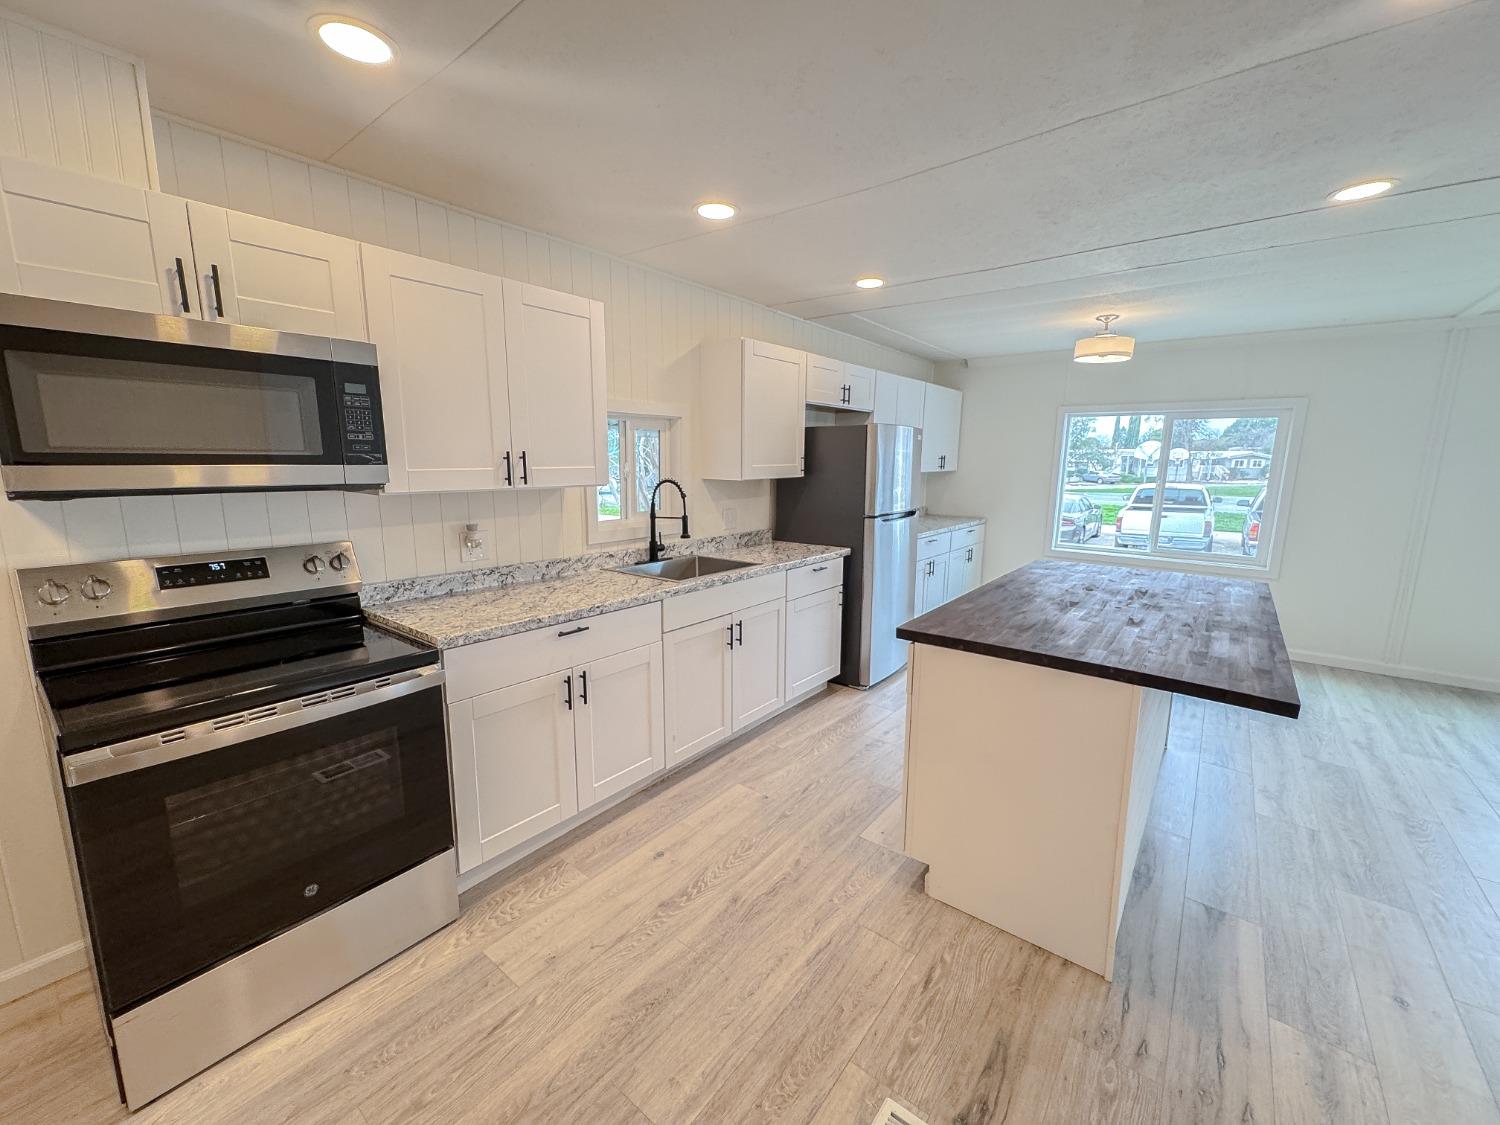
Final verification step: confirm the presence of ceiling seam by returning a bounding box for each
[322,0,539,164]
[772,184,1500,314]
[816,313,962,359]
[621,0,1486,259]
[1456,280,1500,318]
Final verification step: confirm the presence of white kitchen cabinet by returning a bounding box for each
[805,352,846,408]
[921,383,963,472]
[361,245,512,493]
[916,553,950,615]
[663,613,735,765]
[449,671,579,870]
[944,541,983,602]
[0,157,190,314]
[786,586,842,697]
[874,370,927,429]
[501,279,607,488]
[731,597,786,732]
[574,642,665,810]
[185,201,366,338]
[844,364,876,412]
[698,338,806,479]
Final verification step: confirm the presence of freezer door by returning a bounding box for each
[864,424,921,517]
[860,511,917,686]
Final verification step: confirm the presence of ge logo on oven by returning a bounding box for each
[303,884,319,898]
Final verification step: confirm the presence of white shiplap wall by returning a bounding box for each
[0,10,153,188]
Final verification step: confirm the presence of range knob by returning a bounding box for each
[303,555,326,575]
[80,575,113,601]
[328,551,352,572]
[36,579,70,607]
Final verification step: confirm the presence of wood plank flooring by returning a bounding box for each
[2,663,1499,1124]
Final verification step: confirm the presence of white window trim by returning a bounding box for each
[1045,397,1306,580]
[586,401,684,546]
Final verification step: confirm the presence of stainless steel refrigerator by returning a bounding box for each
[775,424,922,688]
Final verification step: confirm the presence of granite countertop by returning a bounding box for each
[896,559,1300,718]
[916,514,986,535]
[366,540,850,649]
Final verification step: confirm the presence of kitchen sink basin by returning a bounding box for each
[616,555,756,581]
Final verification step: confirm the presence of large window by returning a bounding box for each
[589,413,674,545]
[1050,403,1297,572]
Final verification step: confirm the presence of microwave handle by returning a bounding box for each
[62,667,445,788]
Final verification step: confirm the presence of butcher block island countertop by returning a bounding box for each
[897,558,1300,980]
[897,558,1300,718]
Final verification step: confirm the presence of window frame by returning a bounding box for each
[586,405,681,546]
[1045,397,1305,579]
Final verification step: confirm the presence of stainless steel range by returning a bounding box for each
[21,541,457,1109]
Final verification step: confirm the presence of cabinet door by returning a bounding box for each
[944,547,974,602]
[805,352,846,407]
[0,158,189,314]
[786,587,842,698]
[742,339,806,478]
[502,280,607,488]
[574,643,665,810]
[966,541,984,593]
[916,554,950,614]
[731,597,786,732]
[448,671,578,871]
[844,364,876,412]
[186,202,365,338]
[920,383,963,472]
[663,614,734,765]
[362,245,511,492]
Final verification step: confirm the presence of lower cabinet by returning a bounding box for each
[574,643,665,810]
[731,598,786,732]
[944,542,984,602]
[916,553,950,616]
[662,614,734,767]
[786,586,842,697]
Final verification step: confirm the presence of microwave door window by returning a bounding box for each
[6,351,323,457]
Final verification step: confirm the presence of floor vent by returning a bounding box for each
[870,1098,929,1125]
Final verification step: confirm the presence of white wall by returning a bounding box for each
[925,319,1500,692]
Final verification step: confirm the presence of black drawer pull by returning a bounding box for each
[811,565,828,572]
[557,625,590,637]
[174,257,191,313]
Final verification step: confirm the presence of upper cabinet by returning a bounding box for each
[362,245,607,494]
[0,157,367,338]
[500,280,608,489]
[806,353,874,411]
[843,363,876,412]
[874,369,926,429]
[699,338,806,480]
[184,202,366,339]
[920,383,963,473]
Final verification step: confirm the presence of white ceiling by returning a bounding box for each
[25,0,1500,360]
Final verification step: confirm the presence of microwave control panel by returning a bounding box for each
[341,381,378,452]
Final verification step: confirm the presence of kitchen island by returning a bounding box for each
[895,559,1299,979]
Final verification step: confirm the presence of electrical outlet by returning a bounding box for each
[722,507,738,529]
[460,522,488,563]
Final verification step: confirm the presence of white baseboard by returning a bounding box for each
[0,940,87,1006]
[1288,649,1500,695]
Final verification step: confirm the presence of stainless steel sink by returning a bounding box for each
[616,555,756,582]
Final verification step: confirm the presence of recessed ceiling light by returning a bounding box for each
[695,201,736,221]
[312,17,396,65]
[1330,179,1395,203]
[854,276,885,289]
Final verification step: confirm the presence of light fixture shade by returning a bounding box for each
[1073,332,1135,364]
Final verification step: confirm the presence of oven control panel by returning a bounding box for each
[156,556,269,590]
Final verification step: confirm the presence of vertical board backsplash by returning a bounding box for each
[0,113,932,582]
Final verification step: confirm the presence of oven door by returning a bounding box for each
[0,316,384,497]
[62,669,453,1016]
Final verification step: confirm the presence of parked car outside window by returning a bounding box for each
[1057,493,1103,543]
[1240,488,1266,556]
[1114,484,1215,552]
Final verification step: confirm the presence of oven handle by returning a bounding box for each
[62,666,445,788]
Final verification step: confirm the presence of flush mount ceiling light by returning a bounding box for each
[854,276,885,289]
[695,201,736,220]
[1073,314,1135,364]
[311,16,396,65]
[1330,178,1395,203]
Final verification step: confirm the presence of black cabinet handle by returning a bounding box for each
[563,673,573,710]
[519,450,530,484]
[579,669,589,705]
[174,257,191,313]
[557,624,590,637]
[209,263,225,317]
[503,451,513,487]
[726,623,734,648]
[812,565,828,573]
[735,620,743,647]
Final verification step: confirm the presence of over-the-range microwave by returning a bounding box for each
[0,293,387,499]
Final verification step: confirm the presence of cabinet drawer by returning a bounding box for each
[785,557,843,600]
[446,602,662,701]
[916,531,952,561]
[952,524,983,550]
[662,571,786,632]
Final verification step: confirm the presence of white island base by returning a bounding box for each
[902,642,1172,980]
